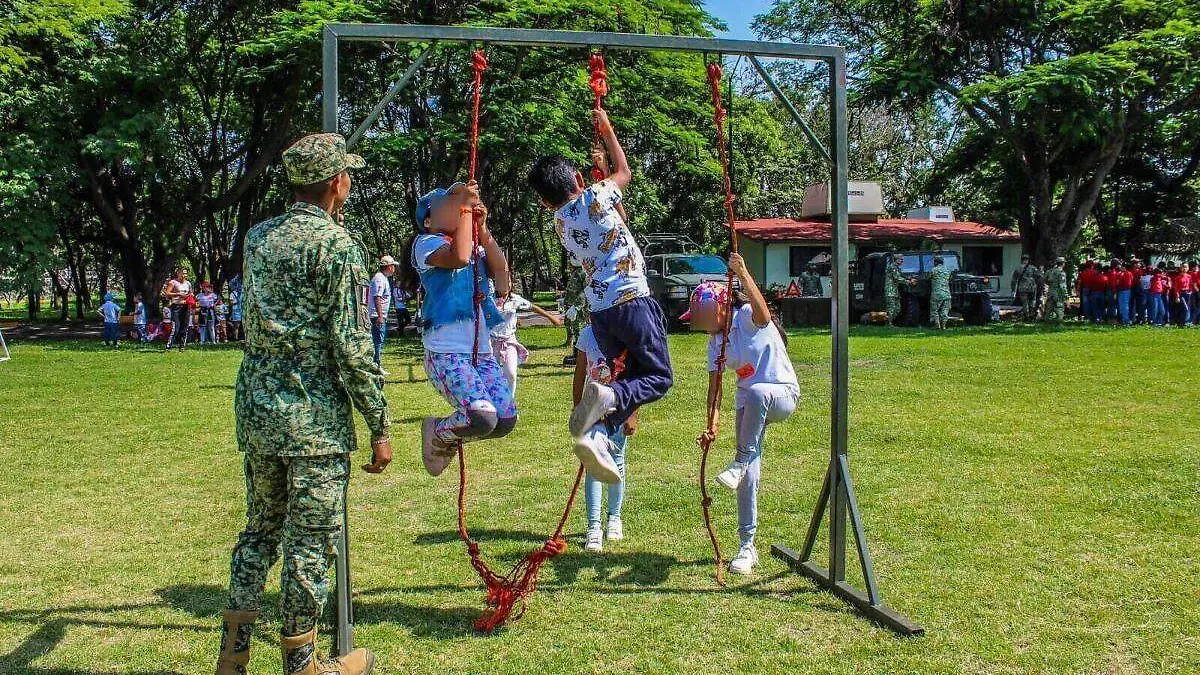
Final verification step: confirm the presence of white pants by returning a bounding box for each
[493,343,520,396]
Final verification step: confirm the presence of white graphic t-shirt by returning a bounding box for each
[555,180,649,312]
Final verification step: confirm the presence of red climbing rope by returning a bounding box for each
[457,46,585,633]
[589,52,609,181]
[696,58,740,587]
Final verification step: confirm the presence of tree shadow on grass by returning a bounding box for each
[0,620,185,674]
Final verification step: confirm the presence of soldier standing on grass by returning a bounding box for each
[928,255,952,330]
[216,133,392,675]
[1011,253,1043,322]
[884,253,913,326]
[1044,257,1068,323]
[799,263,823,297]
[561,267,587,358]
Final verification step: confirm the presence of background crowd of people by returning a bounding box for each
[1073,258,1200,326]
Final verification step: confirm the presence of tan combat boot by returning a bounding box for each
[215,609,259,675]
[280,628,374,675]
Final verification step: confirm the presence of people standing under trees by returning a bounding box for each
[1010,254,1042,322]
[196,281,219,344]
[368,255,397,368]
[1044,257,1068,323]
[162,267,192,351]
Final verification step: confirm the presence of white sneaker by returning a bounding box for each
[569,382,617,438]
[715,460,749,491]
[605,516,624,541]
[584,526,604,552]
[729,542,759,575]
[573,433,622,484]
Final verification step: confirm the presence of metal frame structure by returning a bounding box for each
[0,327,10,363]
[321,23,922,648]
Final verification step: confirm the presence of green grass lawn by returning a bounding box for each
[1,325,1198,674]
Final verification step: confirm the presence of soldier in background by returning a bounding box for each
[884,253,913,326]
[216,133,391,675]
[799,263,823,297]
[1010,253,1043,322]
[1044,257,1068,323]
[561,267,587,361]
[928,255,953,329]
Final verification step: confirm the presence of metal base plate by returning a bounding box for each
[772,544,924,637]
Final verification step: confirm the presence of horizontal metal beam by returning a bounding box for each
[326,24,842,62]
[771,545,925,637]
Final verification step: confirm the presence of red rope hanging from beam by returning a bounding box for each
[696,58,740,587]
[589,52,609,181]
[457,46,585,633]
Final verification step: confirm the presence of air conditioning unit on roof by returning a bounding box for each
[906,206,955,222]
[801,182,885,221]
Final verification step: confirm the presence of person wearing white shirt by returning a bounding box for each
[369,255,397,367]
[491,279,563,395]
[684,253,800,576]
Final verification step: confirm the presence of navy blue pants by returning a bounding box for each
[103,322,120,344]
[590,296,674,429]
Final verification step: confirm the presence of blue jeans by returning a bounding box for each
[734,383,798,545]
[371,319,388,366]
[102,322,120,344]
[1116,289,1131,325]
[1151,293,1167,325]
[1080,289,1091,321]
[1133,289,1148,323]
[1089,290,1106,323]
[585,427,627,528]
[1178,293,1193,326]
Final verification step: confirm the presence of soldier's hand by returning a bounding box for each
[362,436,393,474]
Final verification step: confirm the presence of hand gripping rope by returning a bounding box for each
[696,58,740,587]
[589,52,609,181]
[457,46,586,633]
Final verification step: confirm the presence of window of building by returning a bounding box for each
[961,246,1004,276]
[790,246,831,276]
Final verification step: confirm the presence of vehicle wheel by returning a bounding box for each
[965,294,992,325]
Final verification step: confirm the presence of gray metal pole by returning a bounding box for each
[828,53,850,584]
[347,44,435,149]
[322,25,354,655]
[323,25,339,135]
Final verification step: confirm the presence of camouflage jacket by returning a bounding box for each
[884,263,906,298]
[563,268,586,314]
[1011,264,1043,294]
[1045,267,1068,299]
[929,264,952,301]
[234,202,390,457]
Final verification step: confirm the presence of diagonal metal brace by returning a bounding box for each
[347,43,437,149]
[748,55,832,165]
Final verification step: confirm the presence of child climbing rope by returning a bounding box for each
[528,108,674,485]
[573,317,638,552]
[687,253,800,575]
[402,181,518,476]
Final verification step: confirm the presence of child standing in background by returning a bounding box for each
[132,294,147,342]
[687,253,800,575]
[98,292,121,347]
[492,276,563,396]
[573,322,636,552]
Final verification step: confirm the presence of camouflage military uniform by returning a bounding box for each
[562,268,587,349]
[1044,264,1068,322]
[799,270,823,297]
[1011,261,1043,321]
[928,263,953,329]
[884,260,907,325]
[226,136,388,638]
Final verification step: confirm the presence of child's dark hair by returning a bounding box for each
[731,289,788,344]
[528,155,578,207]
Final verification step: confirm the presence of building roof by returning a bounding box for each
[735,218,1020,243]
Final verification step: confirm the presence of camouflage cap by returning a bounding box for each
[282,133,365,185]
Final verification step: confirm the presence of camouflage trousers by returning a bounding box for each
[226,452,349,635]
[1045,295,1065,322]
[1017,292,1038,321]
[930,297,950,328]
[885,294,901,325]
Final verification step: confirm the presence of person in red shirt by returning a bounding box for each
[1128,258,1146,324]
[1092,265,1111,323]
[1076,260,1096,322]
[1191,262,1200,325]
[1173,262,1194,326]
[1149,264,1170,326]
[1112,260,1134,325]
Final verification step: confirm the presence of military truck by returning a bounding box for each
[638,234,735,331]
[850,251,996,326]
